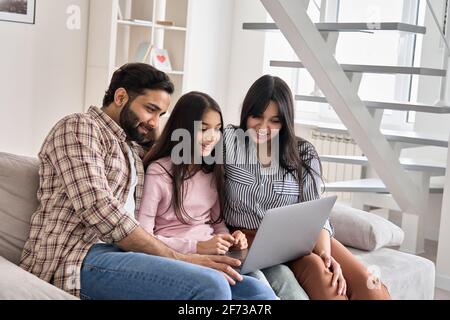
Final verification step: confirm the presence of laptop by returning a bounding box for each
[227,196,337,274]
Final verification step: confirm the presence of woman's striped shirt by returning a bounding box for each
[222,125,333,235]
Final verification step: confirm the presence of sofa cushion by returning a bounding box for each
[350,247,435,300]
[330,203,404,251]
[0,256,77,299]
[0,152,39,264]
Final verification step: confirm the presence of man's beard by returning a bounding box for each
[119,102,154,143]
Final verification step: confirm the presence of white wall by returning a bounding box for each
[183,0,235,110]
[436,137,450,290]
[0,0,89,157]
[223,0,268,126]
[0,0,265,158]
[183,0,268,126]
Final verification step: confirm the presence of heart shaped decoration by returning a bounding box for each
[156,55,166,63]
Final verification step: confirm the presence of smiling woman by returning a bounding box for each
[221,75,392,300]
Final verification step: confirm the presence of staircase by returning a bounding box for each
[243,22,427,33]
[244,0,450,257]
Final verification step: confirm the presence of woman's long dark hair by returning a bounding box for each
[143,91,225,225]
[239,75,323,201]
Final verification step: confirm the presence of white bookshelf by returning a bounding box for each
[84,0,191,110]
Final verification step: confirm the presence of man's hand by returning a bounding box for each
[231,230,248,250]
[197,234,235,255]
[118,227,244,285]
[181,254,243,285]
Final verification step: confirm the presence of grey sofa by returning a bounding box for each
[0,152,435,299]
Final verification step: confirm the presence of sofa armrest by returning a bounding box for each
[0,256,78,300]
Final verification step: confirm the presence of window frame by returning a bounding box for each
[271,0,423,129]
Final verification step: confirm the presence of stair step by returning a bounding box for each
[296,119,449,147]
[296,95,450,114]
[271,60,446,76]
[243,22,426,34]
[320,155,446,175]
[323,178,444,194]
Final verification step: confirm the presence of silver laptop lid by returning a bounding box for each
[239,196,337,274]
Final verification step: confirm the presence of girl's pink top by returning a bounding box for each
[137,157,229,253]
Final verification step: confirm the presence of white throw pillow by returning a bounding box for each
[330,203,404,251]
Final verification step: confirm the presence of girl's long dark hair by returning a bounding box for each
[143,91,225,225]
[239,75,323,201]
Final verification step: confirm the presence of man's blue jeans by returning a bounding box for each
[80,244,277,300]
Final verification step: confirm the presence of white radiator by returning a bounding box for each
[310,130,363,203]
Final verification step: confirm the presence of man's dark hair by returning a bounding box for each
[102,63,175,107]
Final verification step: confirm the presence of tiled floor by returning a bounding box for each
[418,240,450,300]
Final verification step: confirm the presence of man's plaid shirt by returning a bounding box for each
[19,106,145,297]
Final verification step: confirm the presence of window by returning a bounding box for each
[264,0,422,129]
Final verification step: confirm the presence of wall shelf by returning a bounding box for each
[153,24,187,32]
[85,0,190,109]
[117,19,153,28]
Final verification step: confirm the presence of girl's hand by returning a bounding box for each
[231,230,248,250]
[319,252,347,296]
[197,234,235,255]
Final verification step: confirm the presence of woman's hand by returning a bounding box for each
[231,230,248,250]
[197,234,235,255]
[319,252,347,296]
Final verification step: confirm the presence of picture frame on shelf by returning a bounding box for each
[150,47,172,72]
[134,42,153,63]
[0,0,35,24]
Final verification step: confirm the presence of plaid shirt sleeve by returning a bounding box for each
[46,115,139,243]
